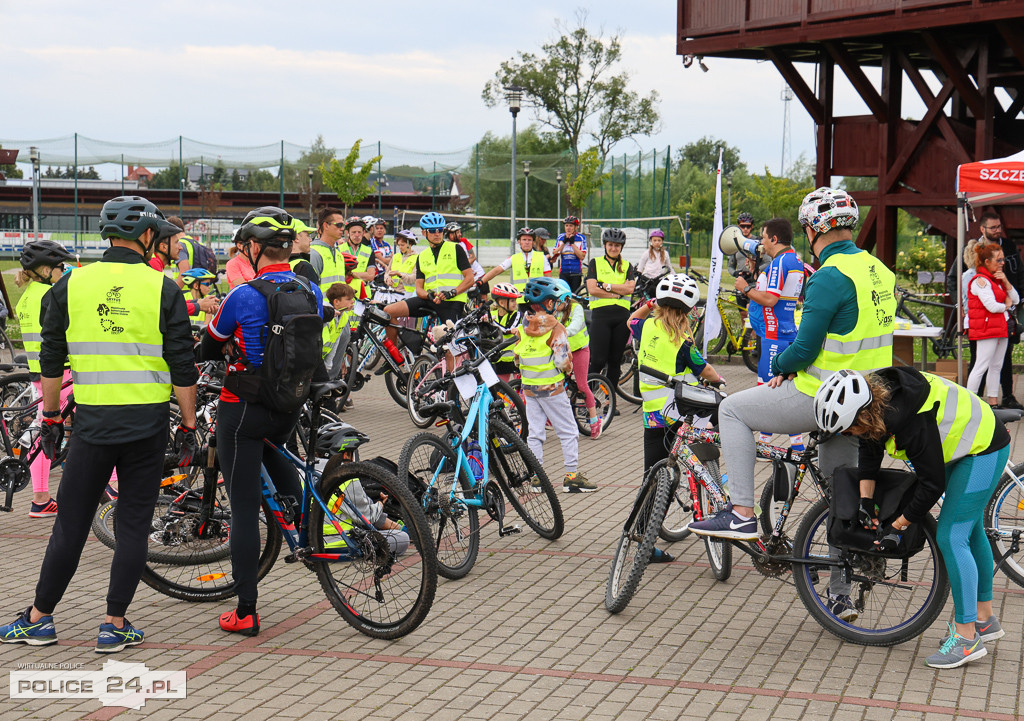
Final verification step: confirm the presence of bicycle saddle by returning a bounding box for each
[993,408,1024,424]
[309,379,347,402]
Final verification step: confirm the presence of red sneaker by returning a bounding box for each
[29,499,58,518]
[219,609,260,636]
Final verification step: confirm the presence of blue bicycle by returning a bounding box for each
[137,381,439,639]
[399,339,564,580]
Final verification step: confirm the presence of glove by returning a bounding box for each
[39,417,64,461]
[875,524,903,553]
[173,424,199,467]
[442,289,458,300]
[858,498,880,531]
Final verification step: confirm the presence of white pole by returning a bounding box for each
[956,193,966,385]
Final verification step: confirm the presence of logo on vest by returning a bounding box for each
[106,286,124,300]
[875,307,893,325]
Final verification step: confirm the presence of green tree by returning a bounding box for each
[148,163,184,189]
[482,10,660,165]
[678,136,746,177]
[566,148,611,218]
[747,167,813,232]
[320,139,382,216]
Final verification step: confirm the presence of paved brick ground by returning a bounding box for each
[1,360,1023,720]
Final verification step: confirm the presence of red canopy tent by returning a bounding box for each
[954,150,1024,381]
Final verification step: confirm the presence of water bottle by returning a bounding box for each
[382,338,408,371]
[464,439,484,484]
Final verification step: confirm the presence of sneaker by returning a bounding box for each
[219,609,260,637]
[925,623,987,669]
[827,593,859,622]
[589,418,602,440]
[563,471,597,493]
[977,615,1004,642]
[688,505,758,541]
[0,607,57,646]
[29,499,58,518]
[96,619,144,653]
[651,547,674,563]
[528,475,544,492]
[1000,396,1024,411]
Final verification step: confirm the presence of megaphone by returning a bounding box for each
[719,225,762,258]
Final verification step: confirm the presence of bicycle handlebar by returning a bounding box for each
[638,364,723,389]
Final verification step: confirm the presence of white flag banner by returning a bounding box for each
[702,150,725,357]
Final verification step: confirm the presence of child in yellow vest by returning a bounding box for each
[323,283,355,381]
[514,278,595,493]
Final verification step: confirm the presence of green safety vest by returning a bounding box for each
[311,242,346,293]
[342,242,374,299]
[515,329,563,386]
[638,318,696,413]
[322,312,349,358]
[494,309,519,363]
[566,302,589,352]
[66,262,172,406]
[417,242,467,302]
[509,250,545,292]
[793,251,896,397]
[179,236,197,267]
[16,281,50,374]
[389,251,419,294]
[885,372,996,464]
[590,256,631,310]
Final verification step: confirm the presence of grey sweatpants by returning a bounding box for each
[525,391,579,474]
[719,379,856,594]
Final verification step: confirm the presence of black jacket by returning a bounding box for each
[40,246,199,444]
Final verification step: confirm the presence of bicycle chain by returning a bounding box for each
[751,535,793,578]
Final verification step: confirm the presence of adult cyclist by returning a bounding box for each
[480,227,550,292]
[551,215,588,293]
[586,228,637,393]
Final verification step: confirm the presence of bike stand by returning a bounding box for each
[991,528,1021,577]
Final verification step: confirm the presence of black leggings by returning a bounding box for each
[588,306,631,386]
[217,400,302,612]
[559,272,583,293]
[644,426,670,476]
[34,430,166,617]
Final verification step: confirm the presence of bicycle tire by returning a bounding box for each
[573,373,615,437]
[406,354,441,428]
[0,371,38,446]
[310,461,438,639]
[0,329,16,365]
[605,461,671,613]
[985,464,1024,588]
[492,379,528,440]
[488,419,564,540]
[791,497,949,646]
[616,346,642,405]
[384,356,412,409]
[140,498,282,602]
[659,466,693,543]
[397,432,479,580]
[741,329,760,373]
[698,482,732,581]
[334,345,359,411]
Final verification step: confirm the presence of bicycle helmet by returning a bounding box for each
[564,215,580,226]
[813,369,873,434]
[648,228,665,240]
[419,212,446,231]
[238,206,296,246]
[99,196,179,244]
[491,282,522,300]
[798,187,859,234]
[315,421,369,457]
[553,278,572,303]
[346,216,367,229]
[534,227,550,240]
[601,227,627,246]
[444,221,462,235]
[737,212,754,224]
[516,227,535,239]
[396,228,418,244]
[522,277,563,306]
[341,252,359,271]
[371,217,387,227]
[20,240,74,271]
[180,267,217,288]
[656,273,700,310]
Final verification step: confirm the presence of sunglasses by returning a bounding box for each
[200,281,215,287]
[330,222,346,229]
[994,258,1006,264]
[738,224,752,229]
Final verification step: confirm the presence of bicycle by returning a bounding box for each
[895,286,963,359]
[398,338,564,580]
[0,327,16,366]
[125,380,439,639]
[608,365,951,647]
[506,372,616,437]
[691,289,760,372]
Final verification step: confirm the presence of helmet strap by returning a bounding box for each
[243,240,266,273]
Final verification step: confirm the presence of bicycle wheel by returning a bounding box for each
[659,471,692,543]
[605,461,671,613]
[0,329,16,365]
[741,329,760,374]
[310,461,438,639]
[573,373,615,437]
[615,346,642,405]
[697,480,732,581]
[397,432,479,580]
[792,497,949,646]
[492,379,528,440]
[384,349,415,408]
[406,354,442,428]
[488,419,564,540]
[986,464,1024,588]
[140,497,282,602]
[0,371,37,442]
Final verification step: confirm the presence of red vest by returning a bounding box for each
[968,266,1009,340]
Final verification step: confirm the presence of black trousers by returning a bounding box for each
[34,430,166,617]
[559,272,583,294]
[644,426,670,475]
[216,400,301,610]
[589,306,631,387]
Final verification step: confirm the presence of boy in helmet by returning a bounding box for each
[515,277,595,493]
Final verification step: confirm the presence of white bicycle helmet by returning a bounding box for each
[656,273,700,310]
[491,282,522,300]
[798,187,859,234]
[813,369,873,434]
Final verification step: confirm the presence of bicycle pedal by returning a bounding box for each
[498,525,522,537]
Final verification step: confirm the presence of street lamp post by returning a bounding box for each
[619,192,624,222]
[556,168,563,222]
[522,160,531,227]
[727,175,733,225]
[29,146,40,237]
[307,165,314,224]
[505,85,523,253]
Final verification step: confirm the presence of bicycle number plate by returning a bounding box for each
[454,359,501,400]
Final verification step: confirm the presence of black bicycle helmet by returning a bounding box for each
[99,196,179,243]
[238,206,297,247]
[20,240,75,271]
[601,227,627,245]
[517,227,535,239]
[315,422,369,458]
[737,212,754,224]
[564,215,580,226]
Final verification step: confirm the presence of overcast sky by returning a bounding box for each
[3,0,934,177]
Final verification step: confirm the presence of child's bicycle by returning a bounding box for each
[399,338,564,580]
[120,380,439,640]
